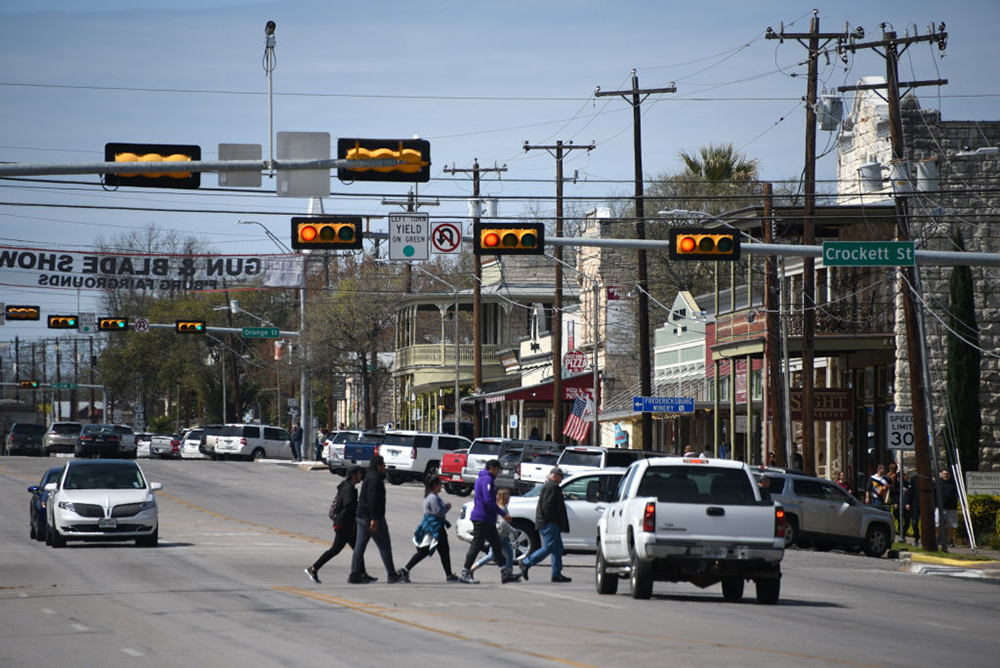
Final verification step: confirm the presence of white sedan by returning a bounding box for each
[456,468,625,560]
[45,459,161,548]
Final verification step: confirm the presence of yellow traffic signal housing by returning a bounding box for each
[291,216,363,250]
[337,138,431,183]
[668,229,741,261]
[104,143,201,189]
[5,305,41,321]
[176,320,206,334]
[474,223,544,255]
[99,317,129,331]
[47,315,78,329]
[19,380,39,389]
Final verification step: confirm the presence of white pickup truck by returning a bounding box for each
[595,456,785,603]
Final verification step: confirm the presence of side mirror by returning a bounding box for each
[150,482,163,491]
[586,480,601,504]
[27,485,39,493]
[44,482,58,492]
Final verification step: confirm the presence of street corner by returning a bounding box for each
[899,550,1000,580]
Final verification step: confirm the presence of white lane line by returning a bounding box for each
[121,648,144,657]
[18,593,28,598]
[926,621,964,631]
[40,608,55,614]
[515,588,625,610]
[71,623,89,632]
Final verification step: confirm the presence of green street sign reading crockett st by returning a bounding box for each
[823,241,915,267]
[242,327,280,339]
[50,382,78,390]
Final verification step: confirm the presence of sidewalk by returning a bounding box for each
[898,541,1000,580]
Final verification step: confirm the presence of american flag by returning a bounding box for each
[562,395,593,442]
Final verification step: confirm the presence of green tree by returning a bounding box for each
[944,230,981,472]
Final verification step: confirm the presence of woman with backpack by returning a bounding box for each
[305,466,373,583]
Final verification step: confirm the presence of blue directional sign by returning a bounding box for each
[633,396,695,413]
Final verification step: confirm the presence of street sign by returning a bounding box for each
[50,382,78,390]
[633,396,694,413]
[242,326,280,339]
[563,349,587,374]
[287,397,299,407]
[509,414,519,430]
[886,410,914,450]
[388,212,429,260]
[135,317,150,333]
[78,313,97,333]
[431,221,462,254]
[823,241,915,267]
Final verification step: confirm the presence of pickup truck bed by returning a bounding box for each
[596,456,785,603]
[440,450,472,496]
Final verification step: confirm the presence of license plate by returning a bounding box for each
[703,545,727,558]
[98,518,117,529]
[734,546,749,559]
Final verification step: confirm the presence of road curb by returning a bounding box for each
[899,551,1000,580]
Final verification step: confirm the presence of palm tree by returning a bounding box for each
[678,143,759,182]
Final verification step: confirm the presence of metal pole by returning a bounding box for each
[454,290,460,438]
[592,280,600,447]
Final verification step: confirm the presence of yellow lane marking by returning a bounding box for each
[274,586,598,667]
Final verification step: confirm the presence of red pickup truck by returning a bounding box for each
[440,450,473,496]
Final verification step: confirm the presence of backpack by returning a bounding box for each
[328,492,342,522]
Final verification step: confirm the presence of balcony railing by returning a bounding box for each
[397,344,501,369]
[715,302,894,345]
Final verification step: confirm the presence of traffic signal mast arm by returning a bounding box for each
[0,157,402,178]
[545,236,1000,267]
[142,322,300,337]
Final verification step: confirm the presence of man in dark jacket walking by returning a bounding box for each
[520,466,571,582]
[460,459,520,584]
[305,466,369,583]
[349,456,401,583]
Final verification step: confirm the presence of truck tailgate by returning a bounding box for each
[656,502,777,546]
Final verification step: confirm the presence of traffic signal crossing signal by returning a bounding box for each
[176,320,206,334]
[104,142,202,189]
[668,229,741,261]
[19,381,39,389]
[99,317,129,331]
[291,216,363,250]
[47,315,78,329]
[474,223,544,255]
[5,305,40,321]
[337,138,431,183]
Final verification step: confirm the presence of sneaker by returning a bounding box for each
[362,574,378,583]
[501,572,522,584]
[387,573,402,584]
[459,570,480,585]
[551,574,572,583]
[304,567,321,584]
[445,574,459,582]
[397,567,410,583]
[519,561,530,581]
[347,575,370,584]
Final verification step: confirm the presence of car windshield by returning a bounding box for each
[82,425,116,436]
[637,466,756,505]
[52,423,82,434]
[558,450,602,467]
[530,453,560,465]
[469,440,505,455]
[63,463,146,490]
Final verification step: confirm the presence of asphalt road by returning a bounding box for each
[2,456,998,668]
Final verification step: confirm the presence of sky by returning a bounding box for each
[1,0,998,345]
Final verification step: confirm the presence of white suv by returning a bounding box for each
[210,423,293,461]
[380,430,471,484]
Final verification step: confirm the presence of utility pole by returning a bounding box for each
[523,140,594,444]
[839,23,948,552]
[596,70,675,451]
[443,160,506,438]
[762,183,787,465]
[766,14,858,476]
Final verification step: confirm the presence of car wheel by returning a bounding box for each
[387,471,406,486]
[722,577,745,602]
[755,577,780,605]
[595,541,618,595]
[425,461,440,478]
[35,523,47,542]
[136,529,159,548]
[251,447,266,462]
[45,526,52,546]
[784,516,799,548]
[863,525,890,558]
[511,520,540,556]
[29,519,36,541]
[508,524,534,563]
[629,544,653,600]
[50,527,66,548]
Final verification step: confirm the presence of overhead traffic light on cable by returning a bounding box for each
[337,138,431,183]
[5,305,41,321]
[474,223,544,255]
[668,228,741,261]
[176,320,206,334]
[99,317,129,332]
[47,315,78,329]
[291,216,363,250]
[104,142,202,189]
[19,381,39,389]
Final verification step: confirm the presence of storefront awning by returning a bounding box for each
[478,372,599,405]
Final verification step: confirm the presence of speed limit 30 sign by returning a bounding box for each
[886,411,914,450]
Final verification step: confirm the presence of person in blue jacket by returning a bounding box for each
[460,460,521,584]
[396,476,457,582]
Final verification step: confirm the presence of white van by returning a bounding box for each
[379,430,471,484]
[210,423,293,461]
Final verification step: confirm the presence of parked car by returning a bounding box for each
[43,422,82,456]
[135,432,154,458]
[380,430,471,484]
[211,423,293,461]
[516,450,562,492]
[461,437,522,484]
[440,449,473,496]
[44,459,161,547]
[201,424,229,458]
[5,422,46,456]
[149,434,181,459]
[180,428,208,459]
[111,424,138,459]
[755,467,896,557]
[555,446,656,477]
[75,424,122,459]
[324,429,376,475]
[456,468,625,561]
[27,466,63,541]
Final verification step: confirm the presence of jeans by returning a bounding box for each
[523,522,563,577]
[472,538,514,571]
[291,441,302,461]
[351,517,396,578]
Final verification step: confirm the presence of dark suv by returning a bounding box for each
[5,423,46,456]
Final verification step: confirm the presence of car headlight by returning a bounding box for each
[137,500,156,512]
[57,501,77,513]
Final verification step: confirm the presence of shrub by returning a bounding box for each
[960,495,1000,542]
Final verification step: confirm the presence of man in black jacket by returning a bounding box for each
[349,456,401,583]
[520,467,571,583]
[306,466,369,583]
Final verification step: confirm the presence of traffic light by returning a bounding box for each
[19,381,39,389]
[337,138,431,183]
[98,317,129,331]
[47,315,78,329]
[291,216,363,250]
[668,229,741,261]
[5,305,40,321]
[474,223,544,255]
[104,142,201,189]
[176,320,206,334]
